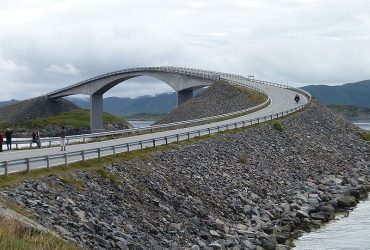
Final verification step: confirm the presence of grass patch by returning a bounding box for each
[238,155,249,164]
[234,84,268,105]
[0,196,34,220]
[360,132,370,141]
[93,168,121,185]
[0,109,128,130]
[271,120,284,132]
[59,175,84,191]
[0,216,81,250]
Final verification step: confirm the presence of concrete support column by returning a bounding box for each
[177,89,193,106]
[90,94,104,133]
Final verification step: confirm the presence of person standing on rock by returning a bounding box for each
[5,128,13,150]
[60,126,66,151]
[0,131,3,152]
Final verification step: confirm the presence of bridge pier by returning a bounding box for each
[90,94,104,133]
[177,89,193,106]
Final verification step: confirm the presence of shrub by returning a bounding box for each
[272,120,284,132]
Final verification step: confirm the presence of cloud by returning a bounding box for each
[0,0,370,101]
[46,63,81,75]
[0,59,28,72]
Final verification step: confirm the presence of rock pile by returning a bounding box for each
[155,82,265,125]
[2,102,370,249]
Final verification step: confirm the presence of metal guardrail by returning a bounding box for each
[1,71,311,175]
[11,77,268,149]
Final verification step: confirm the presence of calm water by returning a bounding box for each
[293,198,370,250]
[354,122,370,131]
[128,120,155,128]
[294,122,370,249]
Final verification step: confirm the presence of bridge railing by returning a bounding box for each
[3,69,312,175]
[9,78,269,149]
[0,101,308,176]
[12,71,309,150]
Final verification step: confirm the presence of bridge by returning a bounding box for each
[0,67,311,175]
[46,66,220,132]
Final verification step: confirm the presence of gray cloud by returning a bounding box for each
[0,0,370,100]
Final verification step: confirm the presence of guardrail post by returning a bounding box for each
[67,139,69,145]
[176,134,179,142]
[126,143,130,152]
[208,128,211,135]
[49,141,51,147]
[165,136,168,145]
[83,137,86,143]
[257,118,260,124]
[46,156,50,170]
[81,151,85,162]
[97,148,101,159]
[187,132,190,140]
[198,130,201,137]
[64,153,68,166]
[26,158,30,173]
[234,123,237,128]
[270,115,273,120]
[153,139,156,147]
[140,141,143,150]
[242,121,245,127]
[4,161,8,176]
[113,145,116,155]
[217,126,220,132]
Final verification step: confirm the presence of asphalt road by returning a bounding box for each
[0,79,308,174]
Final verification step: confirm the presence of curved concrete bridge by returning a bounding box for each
[47,66,220,132]
[0,67,310,175]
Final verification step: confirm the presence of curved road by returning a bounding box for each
[0,77,308,174]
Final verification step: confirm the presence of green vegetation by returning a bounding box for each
[0,109,127,130]
[93,168,121,185]
[238,155,249,164]
[271,120,284,132]
[360,132,370,141]
[0,216,81,250]
[235,85,268,105]
[59,175,85,191]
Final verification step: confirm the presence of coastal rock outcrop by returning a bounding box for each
[1,102,370,249]
[0,96,79,124]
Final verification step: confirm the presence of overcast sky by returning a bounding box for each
[1,0,369,101]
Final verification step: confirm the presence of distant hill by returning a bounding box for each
[302,80,370,108]
[68,92,177,117]
[328,104,370,122]
[0,99,19,107]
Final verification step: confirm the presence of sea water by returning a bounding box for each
[293,198,370,249]
[293,122,370,249]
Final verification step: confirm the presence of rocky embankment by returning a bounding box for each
[1,102,370,249]
[155,81,266,125]
[0,96,79,123]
